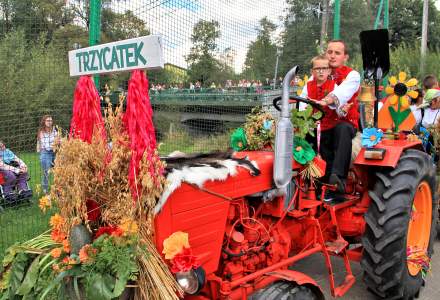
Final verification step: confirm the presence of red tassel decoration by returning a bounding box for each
[123,70,157,201]
[70,76,106,143]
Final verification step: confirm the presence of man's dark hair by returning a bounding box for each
[422,74,438,90]
[327,40,348,55]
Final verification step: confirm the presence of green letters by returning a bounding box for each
[135,42,147,65]
[110,46,120,69]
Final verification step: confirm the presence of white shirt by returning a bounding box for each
[422,107,440,128]
[410,105,422,125]
[39,129,58,151]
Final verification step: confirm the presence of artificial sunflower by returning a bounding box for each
[385,72,418,109]
[296,75,309,96]
[380,72,418,131]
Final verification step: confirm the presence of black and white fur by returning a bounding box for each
[154,151,260,214]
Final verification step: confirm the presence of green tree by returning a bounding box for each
[0,0,74,42]
[386,0,440,48]
[243,17,277,81]
[328,0,374,56]
[279,0,321,76]
[186,19,223,85]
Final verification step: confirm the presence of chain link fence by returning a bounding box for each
[1,0,440,258]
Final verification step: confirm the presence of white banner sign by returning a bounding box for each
[68,35,164,76]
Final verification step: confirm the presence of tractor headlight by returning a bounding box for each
[175,267,205,295]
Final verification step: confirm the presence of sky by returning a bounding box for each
[108,0,287,72]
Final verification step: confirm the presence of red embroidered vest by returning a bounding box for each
[332,66,359,130]
[307,79,339,131]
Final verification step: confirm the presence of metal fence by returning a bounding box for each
[1,0,440,258]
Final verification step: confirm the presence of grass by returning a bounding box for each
[0,152,52,260]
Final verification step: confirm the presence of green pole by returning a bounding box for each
[384,0,389,29]
[333,0,341,39]
[374,0,384,29]
[89,0,101,89]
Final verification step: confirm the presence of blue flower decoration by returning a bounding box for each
[362,128,383,148]
[263,120,273,131]
[419,127,433,151]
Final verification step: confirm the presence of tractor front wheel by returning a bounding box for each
[361,149,438,299]
[249,281,319,300]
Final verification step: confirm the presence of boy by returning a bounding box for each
[300,51,359,202]
[422,74,439,91]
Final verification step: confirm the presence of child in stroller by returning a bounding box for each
[0,141,33,209]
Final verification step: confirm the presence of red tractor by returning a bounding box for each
[153,30,438,300]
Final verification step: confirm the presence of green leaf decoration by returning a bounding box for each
[86,273,115,300]
[388,106,411,131]
[312,110,323,120]
[9,252,30,297]
[112,275,129,298]
[230,127,247,151]
[293,137,315,164]
[17,256,40,295]
[40,267,82,300]
[291,105,319,139]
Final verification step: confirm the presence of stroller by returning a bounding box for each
[0,170,33,211]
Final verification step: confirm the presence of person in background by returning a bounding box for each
[422,74,439,91]
[419,89,440,128]
[0,140,30,200]
[37,115,59,194]
[409,88,424,128]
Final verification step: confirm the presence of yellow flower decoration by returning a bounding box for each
[119,218,138,235]
[296,75,309,96]
[385,72,418,109]
[38,195,51,212]
[49,214,64,230]
[163,231,190,259]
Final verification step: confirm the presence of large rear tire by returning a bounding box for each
[249,281,319,300]
[361,149,438,299]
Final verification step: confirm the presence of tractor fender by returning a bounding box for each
[353,139,423,168]
[266,270,324,300]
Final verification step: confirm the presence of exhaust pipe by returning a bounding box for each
[273,66,298,188]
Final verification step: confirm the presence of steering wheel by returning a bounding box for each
[272,95,325,120]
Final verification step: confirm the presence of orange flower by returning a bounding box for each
[119,218,138,235]
[49,214,64,230]
[52,263,60,272]
[51,229,67,243]
[62,257,69,264]
[79,244,96,263]
[62,240,70,253]
[50,247,62,258]
[163,231,190,260]
[38,195,51,212]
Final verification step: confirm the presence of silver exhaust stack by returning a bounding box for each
[273,66,298,188]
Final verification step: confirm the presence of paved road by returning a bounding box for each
[292,240,440,299]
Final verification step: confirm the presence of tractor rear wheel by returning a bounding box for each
[361,149,438,300]
[249,281,318,300]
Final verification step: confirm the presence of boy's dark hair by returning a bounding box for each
[422,74,438,90]
[327,40,348,55]
[310,54,329,69]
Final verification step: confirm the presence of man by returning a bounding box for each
[313,40,361,202]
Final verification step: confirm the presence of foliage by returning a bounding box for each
[242,17,277,81]
[0,30,75,151]
[350,42,440,80]
[280,0,321,76]
[243,107,275,150]
[186,19,234,85]
[290,105,322,139]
